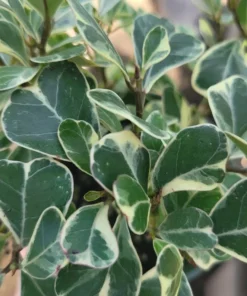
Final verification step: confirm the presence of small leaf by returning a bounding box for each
[211,178,247,262]
[113,175,151,235]
[159,208,217,250]
[0,66,39,91]
[58,119,98,175]
[88,89,170,140]
[152,124,227,196]
[153,238,168,255]
[61,203,118,268]
[55,264,107,296]
[2,61,99,159]
[0,158,73,246]
[22,207,66,279]
[141,110,166,152]
[144,33,205,92]
[84,190,105,202]
[157,244,183,296]
[8,0,38,41]
[21,273,56,296]
[99,217,142,296]
[199,18,216,47]
[208,76,247,156]
[99,0,121,16]
[67,0,128,80]
[142,26,170,71]
[91,130,150,192]
[27,0,63,18]
[97,107,122,132]
[0,17,29,65]
[178,273,193,296]
[133,14,175,68]
[192,40,247,96]
[162,83,181,121]
[31,45,86,64]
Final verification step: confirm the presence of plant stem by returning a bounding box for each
[228,0,247,38]
[39,0,51,55]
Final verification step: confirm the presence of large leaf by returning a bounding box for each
[208,76,247,156]
[211,178,247,262]
[67,0,128,79]
[27,0,63,18]
[22,207,66,279]
[2,61,99,159]
[144,33,205,92]
[21,273,56,296]
[133,14,175,68]
[152,124,227,196]
[55,264,107,296]
[61,203,119,268]
[142,26,170,71]
[91,130,150,192]
[0,66,39,91]
[8,0,38,40]
[88,89,170,140]
[0,17,29,65]
[100,218,142,296]
[31,45,86,64]
[0,158,72,246]
[159,208,217,250]
[113,175,151,234]
[58,119,98,175]
[192,40,247,95]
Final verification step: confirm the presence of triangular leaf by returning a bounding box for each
[26,0,63,18]
[152,124,227,196]
[61,203,118,268]
[159,208,217,250]
[88,89,170,140]
[2,61,99,159]
[58,119,98,175]
[22,207,66,279]
[91,130,150,192]
[113,175,151,234]
[0,158,73,246]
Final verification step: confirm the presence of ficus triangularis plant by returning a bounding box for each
[1,0,247,295]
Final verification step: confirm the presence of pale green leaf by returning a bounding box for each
[142,26,170,71]
[0,66,39,91]
[133,14,175,68]
[8,0,38,40]
[157,244,183,296]
[152,124,227,196]
[159,208,217,250]
[153,238,168,255]
[84,190,105,202]
[67,0,128,80]
[31,45,86,64]
[144,33,205,92]
[61,203,118,268]
[211,178,247,262]
[192,40,247,96]
[99,217,142,296]
[99,0,121,16]
[21,273,56,296]
[113,175,151,234]
[27,0,63,18]
[199,18,216,47]
[2,61,99,159]
[0,18,29,65]
[91,130,150,192]
[0,158,73,246]
[208,76,247,156]
[58,119,98,175]
[97,107,122,132]
[88,89,170,140]
[22,207,66,279]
